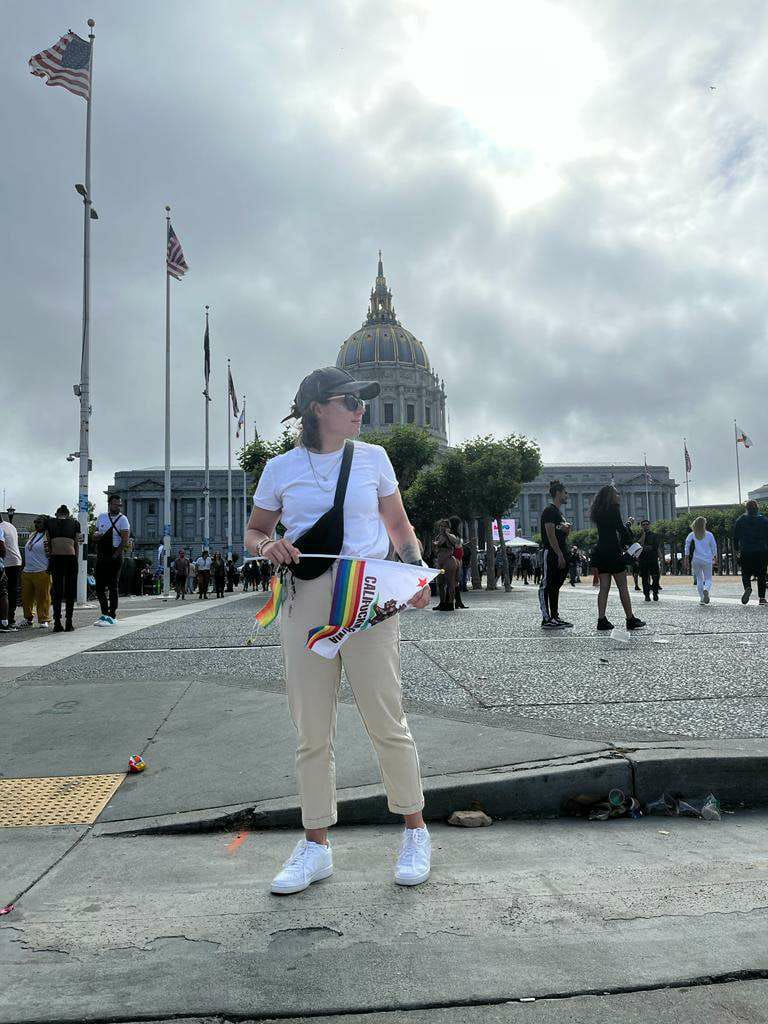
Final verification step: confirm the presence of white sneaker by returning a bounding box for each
[38,621,50,629]
[270,839,333,895]
[395,826,431,886]
[94,615,109,627]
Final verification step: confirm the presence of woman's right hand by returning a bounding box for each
[263,538,301,565]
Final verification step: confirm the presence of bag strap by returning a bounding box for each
[332,440,354,510]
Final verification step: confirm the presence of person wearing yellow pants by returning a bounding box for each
[21,517,51,628]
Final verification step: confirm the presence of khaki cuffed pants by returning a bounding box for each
[280,567,424,829]
[21,571,51,624]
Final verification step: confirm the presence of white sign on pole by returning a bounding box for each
[492,518,516,543]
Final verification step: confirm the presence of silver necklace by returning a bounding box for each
[306,447,343,492]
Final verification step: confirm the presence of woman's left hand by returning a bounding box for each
[408,585,432,609]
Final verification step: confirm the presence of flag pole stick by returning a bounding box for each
[76,18,96,606]
[644,452,650,520]
[203,306,211,552]
[163,206,172,598]
[684,438,691,513]
[735,420,742,504]
[227,358,233,561]
[242,395,247,553]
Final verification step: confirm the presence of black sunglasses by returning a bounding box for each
[327,394,366,412]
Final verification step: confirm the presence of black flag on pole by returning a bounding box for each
[228,367,239,417]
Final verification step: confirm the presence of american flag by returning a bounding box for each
[684,443,692,474]
[236,403,246,439]
[736,426,753,448]
[228,368,239,418]
[167,224,188,280]
[29,30,92,101]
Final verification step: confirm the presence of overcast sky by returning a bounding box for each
[3,0,767,514]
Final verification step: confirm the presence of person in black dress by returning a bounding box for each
[589,485,645,631]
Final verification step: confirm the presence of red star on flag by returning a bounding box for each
[417,577,427,588]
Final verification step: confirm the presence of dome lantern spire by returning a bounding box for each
[366,250,397,325]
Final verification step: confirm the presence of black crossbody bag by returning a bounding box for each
[290,440,354,581]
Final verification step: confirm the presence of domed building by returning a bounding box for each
[336,254,448,445]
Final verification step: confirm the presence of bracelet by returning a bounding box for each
[256,537,274,557]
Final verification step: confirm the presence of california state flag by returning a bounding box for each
[736,426,753,448]
[306,558,441,659]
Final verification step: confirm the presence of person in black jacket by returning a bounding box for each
[733,500,768,605]
[638,518,661,602]
[590,486,645,631]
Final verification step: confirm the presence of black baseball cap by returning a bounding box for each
[283,367,380,421]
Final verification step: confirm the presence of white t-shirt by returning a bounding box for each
[24,531,49,573]
[685,531,718,562]
[1,521,21,567]
[195,556,212,570]
[96,513,130,548]
[253,441,398,560]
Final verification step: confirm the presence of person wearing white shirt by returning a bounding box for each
[247,366,432,896]
[684,517,718,604]
[0,514,22,627]
[93,495,130,623]
[194,551,212,599]
[21,515,51,628]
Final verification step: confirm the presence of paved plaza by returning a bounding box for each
[2,581,768,1022]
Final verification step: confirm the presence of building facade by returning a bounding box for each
[748,483,768,503]
[337,254,448,445]
[509,464,678,538]
[108,469,248,562]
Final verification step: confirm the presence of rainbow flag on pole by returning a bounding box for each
[306,558,440,659]
[254,573,285,628]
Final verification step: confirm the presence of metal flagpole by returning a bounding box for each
[735,420,742,504]
[643,453,651,520]
[684,438,691,513]
[163,206,172,598]
[227,358,233,560]
[203,306,211,551]
[241,395,247,552]
[76,18,96,606]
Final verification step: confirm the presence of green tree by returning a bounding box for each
[238,426,297,489]
[460,435,542,591]
[363,425,439,491]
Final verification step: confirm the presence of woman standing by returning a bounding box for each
[212,552,226,598]
[246,367,432,895]
[684,517,718,604]
[20,516,51,628]
[590,486,645,631]
[46,505,82,632]
[432,518,460,611]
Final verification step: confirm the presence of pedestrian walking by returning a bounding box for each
[589,486,645,631]
[195,550,211,598]
[93,495,130,625]
[246,366,431,895]
[212,552,226,598]
[638,518,661,602]
[733,499,768,606]
[172,548,190,600]
[432,518,460,611]
[20,516,51,628]
[539,480,573,629]
[683,517,718,605]
[225,557,239,592]
[46,505,81,632]
[187,557,196,594]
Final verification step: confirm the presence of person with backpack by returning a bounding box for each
[93,495,130,625]
[733,499,768,605]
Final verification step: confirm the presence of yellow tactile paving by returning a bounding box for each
[0,774,125,827]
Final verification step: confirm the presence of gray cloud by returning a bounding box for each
[2,0,766,516]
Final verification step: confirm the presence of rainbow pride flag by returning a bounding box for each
[306,558,440,659]
[254,573,285,629]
